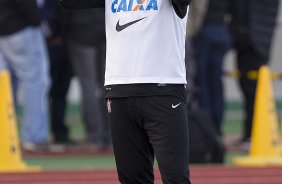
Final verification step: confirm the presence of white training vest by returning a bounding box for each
[105,0,188,85]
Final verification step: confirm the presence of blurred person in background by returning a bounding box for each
[38,0,74,145]
[187,0,232,135]
[0,0,50,150]
[230,0,280,148]
[63,8,111,150]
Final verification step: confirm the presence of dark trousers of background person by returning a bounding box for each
[235,44,266,141]
[48,43,73,143]
[193,24,231,135]
[68,41,111,148]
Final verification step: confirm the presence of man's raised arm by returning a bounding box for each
[60,0,104,9]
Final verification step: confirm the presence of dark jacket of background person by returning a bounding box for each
[230,0,280,62]
[0,0,41,35]
[62,8,105,46]
[203,0,229,25]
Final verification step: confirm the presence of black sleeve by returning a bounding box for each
[60,0,104,9]
[171,0,192,19]
[14,0,41,26]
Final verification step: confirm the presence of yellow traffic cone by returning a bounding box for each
[0,70,40,172]
[233,66,282,166]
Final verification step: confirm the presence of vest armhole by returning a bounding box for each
[172,3,188,19]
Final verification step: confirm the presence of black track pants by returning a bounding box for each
[108,96,191,184]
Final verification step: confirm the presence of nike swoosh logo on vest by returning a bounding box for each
[116,17,146,32]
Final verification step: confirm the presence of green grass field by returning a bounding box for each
[21,101,282,170]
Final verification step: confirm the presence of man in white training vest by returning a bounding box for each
[60,0,192,183]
